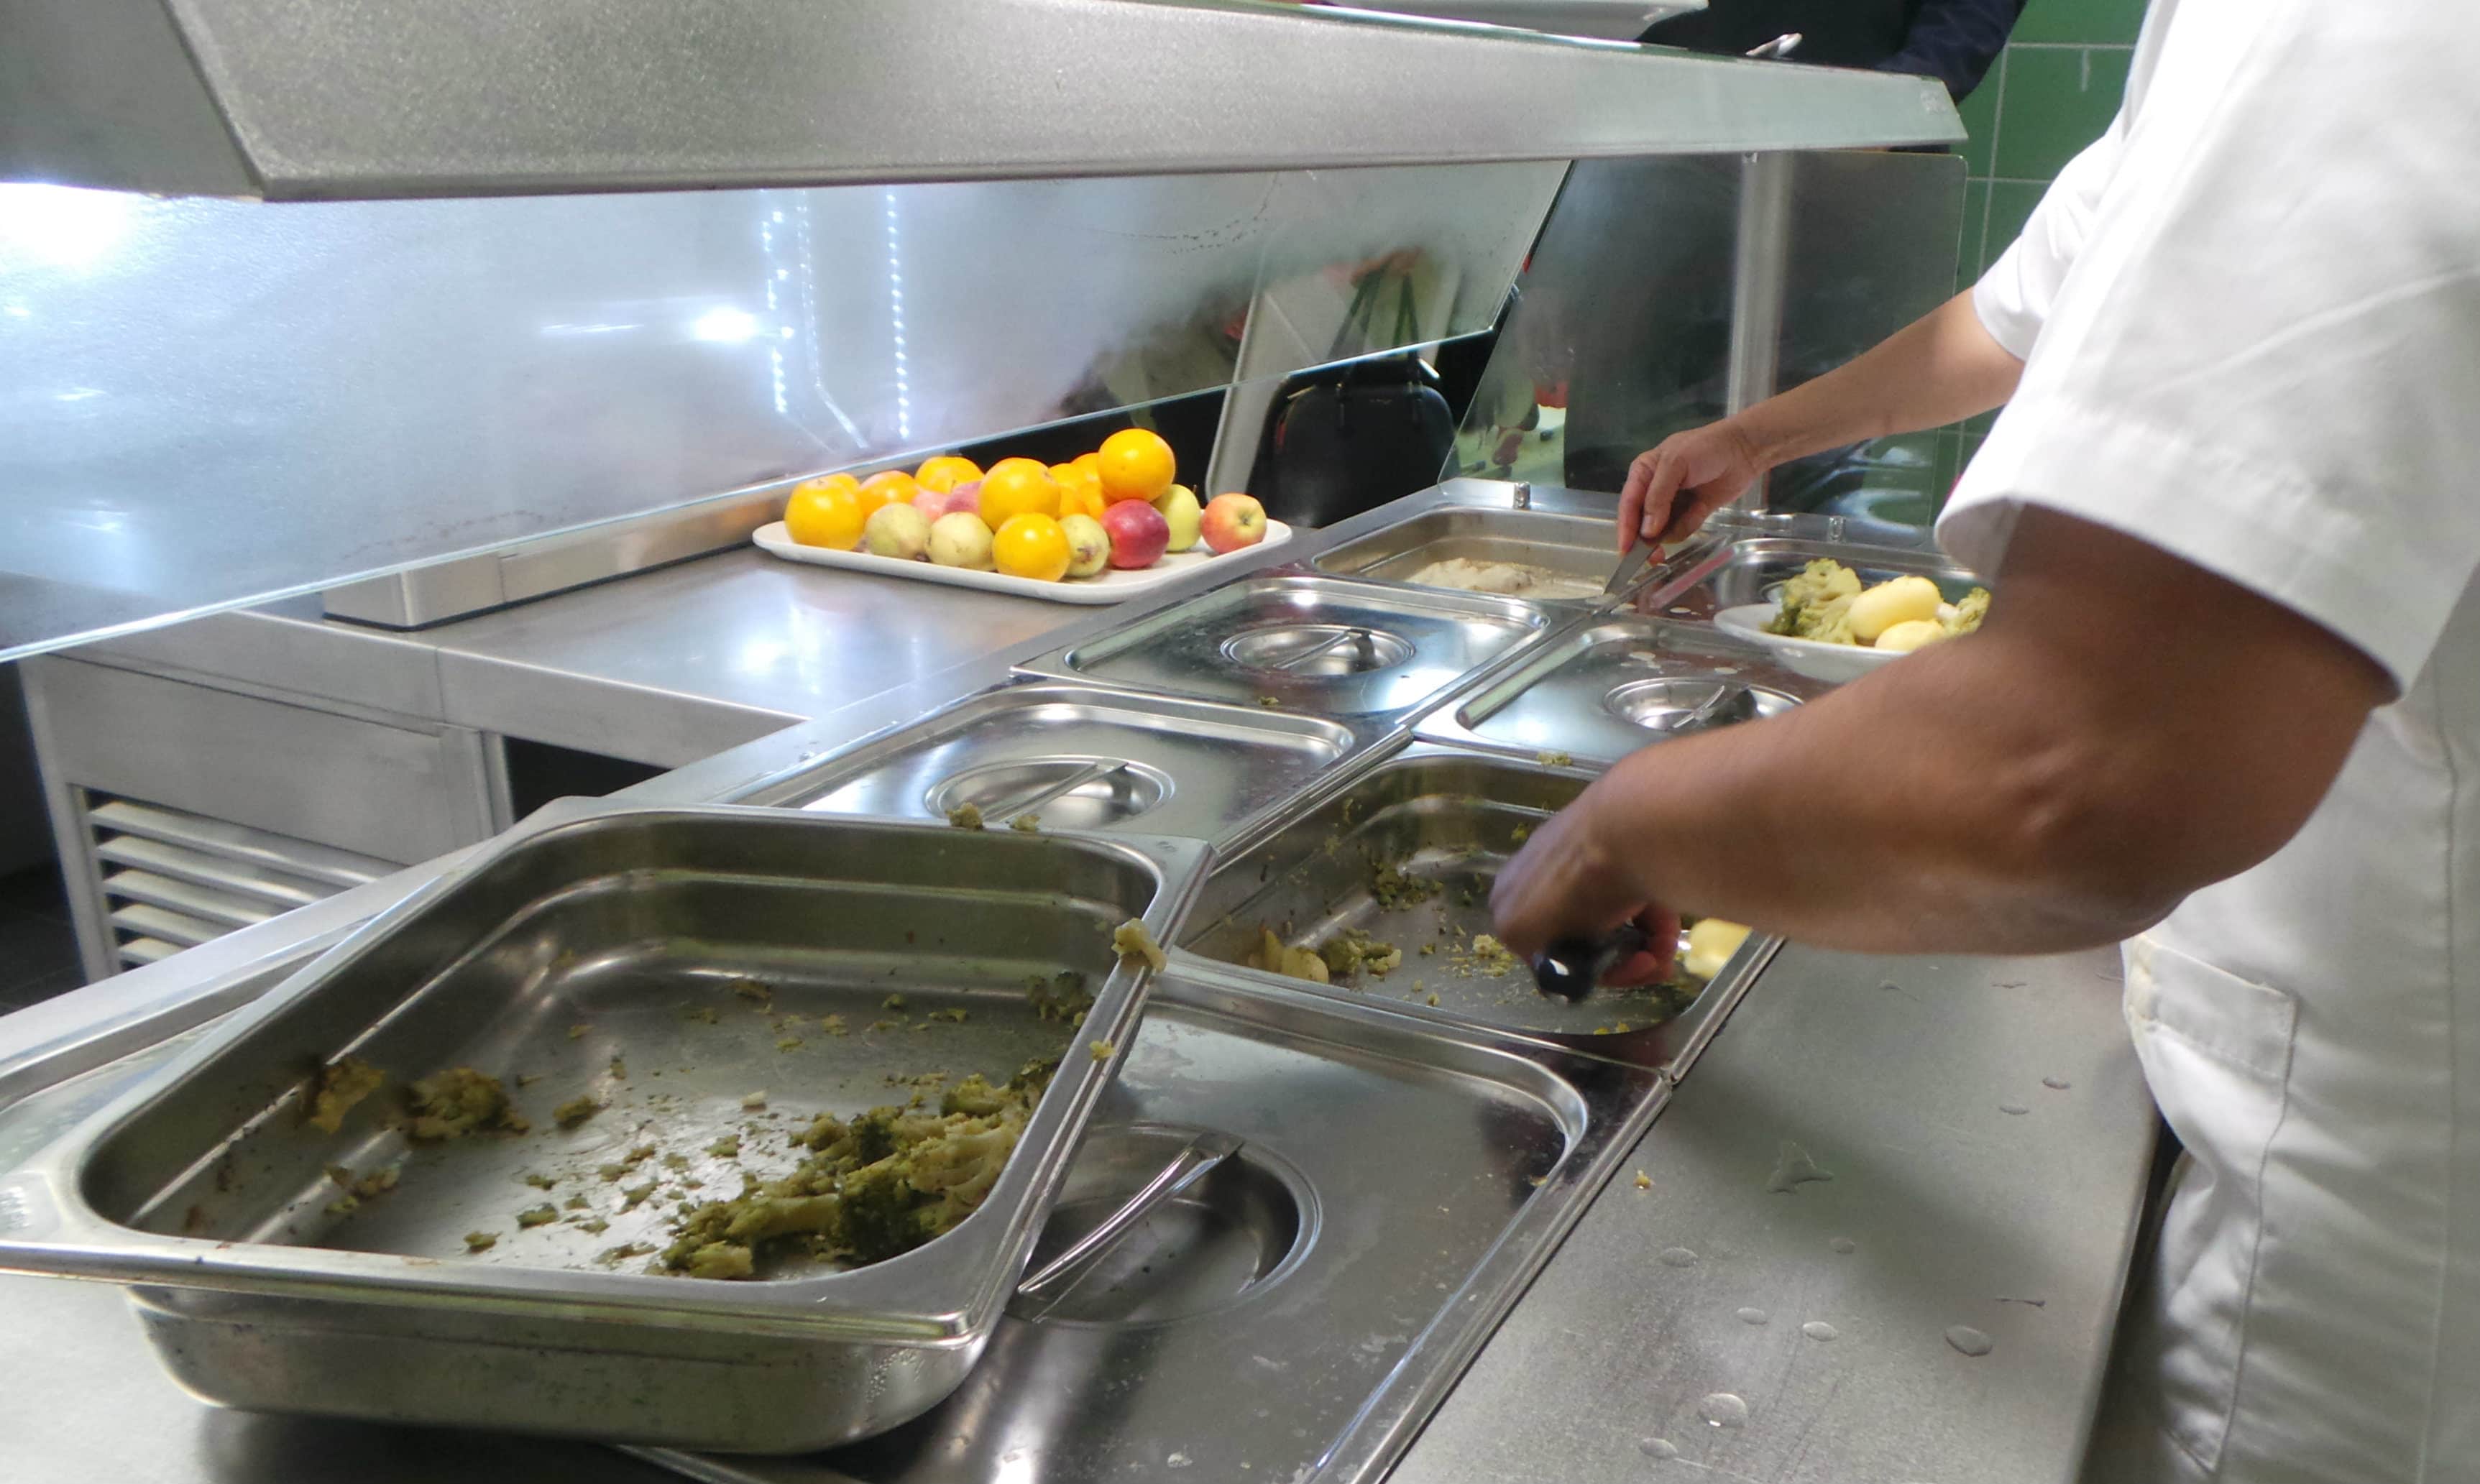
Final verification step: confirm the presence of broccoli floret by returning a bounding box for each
[941,1074,1011,1118]
[405,1067,528,1140]
[835,1155,943,1265]
[306,1056,386,1134]
[658,1071,1046,1278]
[1944,586,1992,636]
[907,1115,1019,1212]
[1768,558,1864,643]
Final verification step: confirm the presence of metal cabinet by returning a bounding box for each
[20,655,495,981]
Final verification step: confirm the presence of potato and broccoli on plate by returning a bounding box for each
[1767,559,1989,652]
[1714,559,1991,681]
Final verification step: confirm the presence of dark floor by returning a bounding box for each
[0,862,85,1013]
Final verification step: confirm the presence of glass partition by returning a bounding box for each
[1451,148,1965,536]
[0,161,1558,660]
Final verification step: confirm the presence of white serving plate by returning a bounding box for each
[1713,602,1906,683]
[753,518,1295,605]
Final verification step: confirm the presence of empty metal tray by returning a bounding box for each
[640,960,1669,1484]
[1415,616,1829,768]
[772,682,1359,845]
[1182,745,1771,1065]
[0,800,1207,1453]
[1309,507,1641,605]
[1018,574,1551,719]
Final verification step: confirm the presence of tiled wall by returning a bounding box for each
[1933,0,2147,497]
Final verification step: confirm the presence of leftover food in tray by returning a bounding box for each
[1768,560,1989,652]
[660,1059,1055,1279]
[287,967,1116,1281]
[1405,557,1601,602]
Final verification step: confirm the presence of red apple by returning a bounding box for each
[1101,499,1170,569]
[916,481,980,523]
[1200,493,1268,555]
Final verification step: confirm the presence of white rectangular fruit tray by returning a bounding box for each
[753,519,1295,605]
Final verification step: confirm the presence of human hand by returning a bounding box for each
[1615,419,1765,553]
[1489,797,1679,987]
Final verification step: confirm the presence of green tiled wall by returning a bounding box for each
[1932,0,2148,498]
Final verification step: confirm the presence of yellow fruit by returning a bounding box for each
[915,456,981,494]
[784,481,865,550]
[858,469,919,517]
[790,471,860,502]
[1057,483,1107,522]
[979,461,1061,525]
[1051,461,1106,520]
[1097,428,1175,504]
[992,513,1071,582]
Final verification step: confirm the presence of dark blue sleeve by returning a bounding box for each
[1878,0,2026,101]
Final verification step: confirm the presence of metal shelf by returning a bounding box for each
[9,0,1959,201]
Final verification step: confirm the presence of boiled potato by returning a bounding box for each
[1847,576,1942,643]
[1683,918,1753,980]
[1873,618,1948,653]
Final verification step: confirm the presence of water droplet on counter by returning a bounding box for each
[1660,1246,1699,1268]
[1736,1306,1770,1326]
[1699,1393,1750,1429]
[2042,1076,2072,1091]
[1801,1321,1839,1341]
[1765,1141,1834,1194]
[1945,1325,1995,1357]
[1829,1236,1857,1254]
[1639,1437,1680,1459]
[2000,1103,2029,1116]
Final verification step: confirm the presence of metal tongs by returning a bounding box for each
[1745,32,1803,59]
[1013,1130,1246,1321]
[1530,923,1651,1002]
[1605,539,1657,599]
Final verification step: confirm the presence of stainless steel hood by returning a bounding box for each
[1,0,1958,201]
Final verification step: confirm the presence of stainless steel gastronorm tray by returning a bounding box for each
[1414,614,1832,768]
[1632,533,1988,623]
[0,801,1208,1454]
[1016,573,1553,720]
[1308,507,1645,605]
[1182,745,1774,1067]
[640,960,1670,1484]
[765,682,1362,846]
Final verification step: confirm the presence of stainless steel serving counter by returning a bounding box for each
[70,546,1085,769]
[0,484,2158,1483]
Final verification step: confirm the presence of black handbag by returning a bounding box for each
[1246,268,1456,529]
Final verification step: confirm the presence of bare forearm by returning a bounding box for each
[1496,512,2390,967]
[1732,290,2024,470]
[1576,640,2161,956]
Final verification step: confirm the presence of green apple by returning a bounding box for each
[1059,514,1111,579]
[1152,484,1203,553]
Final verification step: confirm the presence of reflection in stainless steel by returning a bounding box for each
[0,162,1556,660]
[4,0,1954,201]
[1023,575,1548,719]
[781,683,1361,844]
[1414,614,1828,767]
[1451,149,1964,509]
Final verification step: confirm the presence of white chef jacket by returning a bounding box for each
[1937,1,2480,1480]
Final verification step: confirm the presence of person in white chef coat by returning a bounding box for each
[1490,2,2480,1480]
